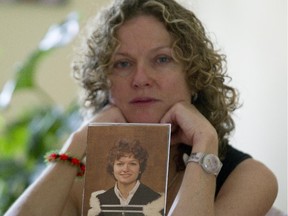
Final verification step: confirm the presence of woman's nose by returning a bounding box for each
[131,64,154,88]
[122,164,129,171]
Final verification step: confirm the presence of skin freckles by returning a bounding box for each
[108,15,191,123]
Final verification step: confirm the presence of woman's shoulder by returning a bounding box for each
[220,144,252,168]
[216,157,278,215]
[216,144,252,195]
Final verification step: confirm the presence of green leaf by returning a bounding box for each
[0,159,32,215]
[0,50,49,109]
[14,50,49,91]
[0,118,29,159]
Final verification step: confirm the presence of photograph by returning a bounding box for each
[82,123,170,216]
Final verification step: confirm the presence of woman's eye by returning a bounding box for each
[113,60,131,69]
[111,59,134,77]
[156,55,172,64]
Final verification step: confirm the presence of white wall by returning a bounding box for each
[183,0,287,213]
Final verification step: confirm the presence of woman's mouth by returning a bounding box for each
[120,174,132,178]
[129,97,159,105]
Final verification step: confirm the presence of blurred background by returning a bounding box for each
[0,0,286,214]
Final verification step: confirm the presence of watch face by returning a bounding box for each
[202,154,222,175]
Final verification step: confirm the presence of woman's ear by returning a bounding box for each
[192,93,198,103]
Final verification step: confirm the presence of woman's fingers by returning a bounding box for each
[62,105,127,158]
[90,105,127,124]
[161,102,218,153]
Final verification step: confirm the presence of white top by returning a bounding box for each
[114,180,140,205]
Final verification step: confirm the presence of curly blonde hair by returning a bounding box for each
[72,0,239,158]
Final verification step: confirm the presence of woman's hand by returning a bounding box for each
[86,104,128,124]
[61,105,127,158]
[160,101,218,153]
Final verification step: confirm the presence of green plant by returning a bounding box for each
[0,12,82,215]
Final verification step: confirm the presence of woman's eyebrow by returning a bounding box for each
[113,52,130,57]
[114,45,172,56]
[151,45,172,52]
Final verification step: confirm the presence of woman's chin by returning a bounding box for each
[125,113,162,124]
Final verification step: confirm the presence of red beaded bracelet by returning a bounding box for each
[44,152,86,177]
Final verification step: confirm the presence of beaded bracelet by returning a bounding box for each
[44,152,86,177]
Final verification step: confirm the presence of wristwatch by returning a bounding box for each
[185,153,223,176]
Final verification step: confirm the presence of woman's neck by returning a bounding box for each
[117,181,137,199]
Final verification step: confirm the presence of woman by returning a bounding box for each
[5,0,277,215]
[88,139,163,216]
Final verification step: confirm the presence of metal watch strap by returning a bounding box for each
[186,152,205,164]
[185,152,222,176]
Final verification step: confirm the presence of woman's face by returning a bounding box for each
[108,15,191,123]
[113,154,141,186]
